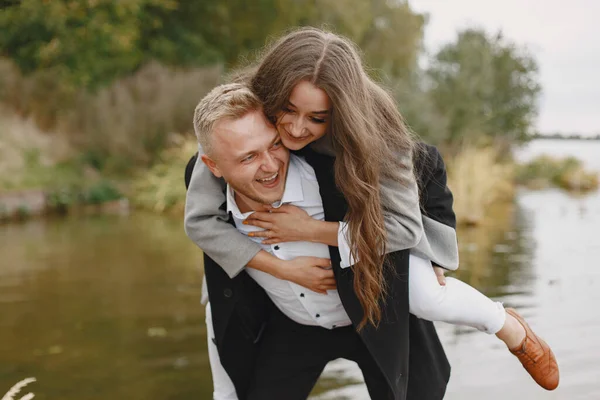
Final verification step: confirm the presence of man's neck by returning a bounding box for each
[234,192,264,214]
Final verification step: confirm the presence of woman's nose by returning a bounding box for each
[289,118,306,138]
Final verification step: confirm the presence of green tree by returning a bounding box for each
[0,0,176,88]
[310,0,425,81]
[427,29,541,146]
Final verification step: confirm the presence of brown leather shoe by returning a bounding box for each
[506,308,559,390]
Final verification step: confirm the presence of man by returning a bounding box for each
[186,83,452,400]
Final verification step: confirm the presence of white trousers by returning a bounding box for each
[206,302,239,400]
[408,254,506,334]
[205,254,506,400]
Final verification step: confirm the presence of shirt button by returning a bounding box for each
[316,314,320,318]
[300,293,305,297]
[274,245,280,250]
[223,288,233,298]
[332,325,337,328]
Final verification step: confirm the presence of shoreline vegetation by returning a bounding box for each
[2,124,598,225]
[531,133,600,141]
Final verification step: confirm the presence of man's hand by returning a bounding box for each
[433,265,446,286]
[277,256,337,294]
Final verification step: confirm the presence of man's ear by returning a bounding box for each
[201,154,223,178]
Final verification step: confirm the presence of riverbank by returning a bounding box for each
[2,137,598,225]
[3,138,599,399]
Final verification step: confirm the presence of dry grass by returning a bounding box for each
[60,62,221,170]
[0,107,72,190]
[446,145,515,226]
[0,58,222,172]
[130,135,198,215]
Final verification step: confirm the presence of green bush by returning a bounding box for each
[517,155,598,192]
[84,180,123,205]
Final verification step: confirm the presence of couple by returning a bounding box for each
[184,28,559,400]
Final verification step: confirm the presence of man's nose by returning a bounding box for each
[261,152,279,172]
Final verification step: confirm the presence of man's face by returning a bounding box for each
[202,110,290,208]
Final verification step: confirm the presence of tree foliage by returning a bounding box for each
[0,0,425,88]
[0,0,175,88]
[0,2,541,150]
[427,29,541,145]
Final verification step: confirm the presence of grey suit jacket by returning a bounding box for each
[184,140,459,278]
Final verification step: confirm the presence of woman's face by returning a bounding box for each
[276,80,331,151]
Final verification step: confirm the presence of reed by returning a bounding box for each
[446,145,515,226]
[1,378,36,400]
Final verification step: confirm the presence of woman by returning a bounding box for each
[185,27,558,398]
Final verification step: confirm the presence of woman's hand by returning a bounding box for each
[244,204,318,244]
[433,265,446,286]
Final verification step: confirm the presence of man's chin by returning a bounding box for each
[246,187,284,206]
[257,195,284,206]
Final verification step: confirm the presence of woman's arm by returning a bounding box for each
[244,204,339,246]
[242,152,424,268]
[335,165,424,268]
[184,152,337,290]
[184,153,262,278]
[411,144,460,270]
[415,143,456,228]
[244,145,458,270]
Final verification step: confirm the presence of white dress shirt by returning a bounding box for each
[227,154,352,329]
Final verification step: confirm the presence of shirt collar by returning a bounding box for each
[226,155,304,219]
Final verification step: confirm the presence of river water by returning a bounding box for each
[1,139,599,399]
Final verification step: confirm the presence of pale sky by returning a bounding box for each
[411,0,600,136]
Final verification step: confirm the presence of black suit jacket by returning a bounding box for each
[185,144,453,399]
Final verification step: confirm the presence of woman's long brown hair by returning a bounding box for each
[250,27,415,330]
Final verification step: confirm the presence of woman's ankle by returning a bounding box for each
[496,313,526,349]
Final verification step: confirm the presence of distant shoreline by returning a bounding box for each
[531,135,600,141]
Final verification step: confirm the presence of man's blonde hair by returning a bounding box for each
[193,83,262,154]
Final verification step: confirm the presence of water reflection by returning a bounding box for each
[0,214,210,400]
[454,203,535,300]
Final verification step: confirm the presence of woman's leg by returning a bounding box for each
[408,254,506,334]
[206,302,239,400]
[408,254,559,390]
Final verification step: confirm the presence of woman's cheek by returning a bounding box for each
[311,124,328,140]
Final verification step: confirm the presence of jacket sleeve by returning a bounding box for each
[184,150,261,278]
[335,149,424,266]
[416,144,456,229]
[411,143,459,270]
[309,136,424,262]
[379,158,425,252]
